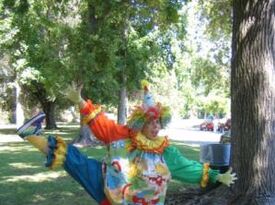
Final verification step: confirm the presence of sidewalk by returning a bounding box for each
[161,119,221,147]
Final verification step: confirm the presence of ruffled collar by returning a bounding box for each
[128,132,169,154]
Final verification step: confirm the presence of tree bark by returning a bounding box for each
[42,101,57,129]
[15,82,24,127]
[231,0,275,204]
[117,21,129,125]
[166,1,275,204]
[25,81,58,129]
[117,85,128,125]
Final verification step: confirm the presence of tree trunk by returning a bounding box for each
[117,85,128,125]
[15,82,25,127]
[166,1,275,204]
[42,101,57,129]
[25,81,58,130]
[230,0,275,204]
[117,22,128,125]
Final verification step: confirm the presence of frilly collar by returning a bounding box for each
[128,132,169,154]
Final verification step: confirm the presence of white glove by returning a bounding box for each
[216,167,237,187]
[64,82,83,104]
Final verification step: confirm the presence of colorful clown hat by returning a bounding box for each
[127,80,172,131]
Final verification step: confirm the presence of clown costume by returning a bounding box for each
[17,81,236,205]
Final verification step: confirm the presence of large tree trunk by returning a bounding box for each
[166,1,275,204]
[230,0,275,204]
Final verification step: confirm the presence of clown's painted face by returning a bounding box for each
[142,119,161,140]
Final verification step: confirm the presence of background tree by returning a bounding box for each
[0,0,76,128]
[0,0,186,126]
[0,0,233,128]
[79,1,185,123]
[0,54,16,123]
[169,1,231,118]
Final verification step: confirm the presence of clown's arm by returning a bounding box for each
[65,83,130,144]
[163,146,237,187]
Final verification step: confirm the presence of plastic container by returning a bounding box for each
[200,143,231,166]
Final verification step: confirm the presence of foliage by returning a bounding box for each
[171,1,231,118]
[0,55,15,112]
[197,93,229,118]
[82,0,184,104]
[0,0,232,122]
[198,0,232,41]
[0,0,185,108]
[0,0,73,110]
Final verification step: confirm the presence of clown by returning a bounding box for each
[17,81,237,205]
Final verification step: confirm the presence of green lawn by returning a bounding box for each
[0,124,200,205]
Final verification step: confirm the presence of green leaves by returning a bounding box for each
[0,0,230,119]
[198,0,232,41]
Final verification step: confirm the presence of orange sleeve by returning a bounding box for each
[80,100,130,144]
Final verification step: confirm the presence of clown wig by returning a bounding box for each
[127,80,172,131]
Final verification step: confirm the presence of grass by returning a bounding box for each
[0,124,200,205]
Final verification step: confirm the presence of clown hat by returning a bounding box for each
[127,80,171,131]
[141,80,155,109]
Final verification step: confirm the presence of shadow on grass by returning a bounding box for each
[0,125,203,205]
[0,128,17,135]
[170,140,200,161]
[0,174,98,205]
[0,125,99,205]
[0,141,99,205]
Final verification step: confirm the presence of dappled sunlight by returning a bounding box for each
[56,123,80,128]
[170,140,200,151]
[171,141,199,148]
[0,135,23,144]
[0,127,17,135]
[170,141,187,146]
[31,191,75,203]
[32,194,46,203]
[252,137,272,188]
[9,162,40,169]
[44,130,74,135]
[2,170,67,183]
[90,145,106,150]
[43,129,80,138]
[0,144,38,153]
[55,191,75,197]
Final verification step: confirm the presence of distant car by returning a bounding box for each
[200,121,214,131]
[218,118,231,132]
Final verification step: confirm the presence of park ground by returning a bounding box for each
[0,119,223,205]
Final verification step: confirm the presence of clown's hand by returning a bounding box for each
[217,167,237,187]
[64,82,83,104]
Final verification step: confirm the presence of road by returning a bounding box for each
[160,119,221,147]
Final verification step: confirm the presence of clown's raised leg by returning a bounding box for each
[17,112,49,154]
[16,112,110,205]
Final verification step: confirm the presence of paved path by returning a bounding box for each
[160,119,221,147]
[162,129,221,146]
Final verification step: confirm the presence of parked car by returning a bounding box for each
[200,120,214,131]
[218,118,231,132]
